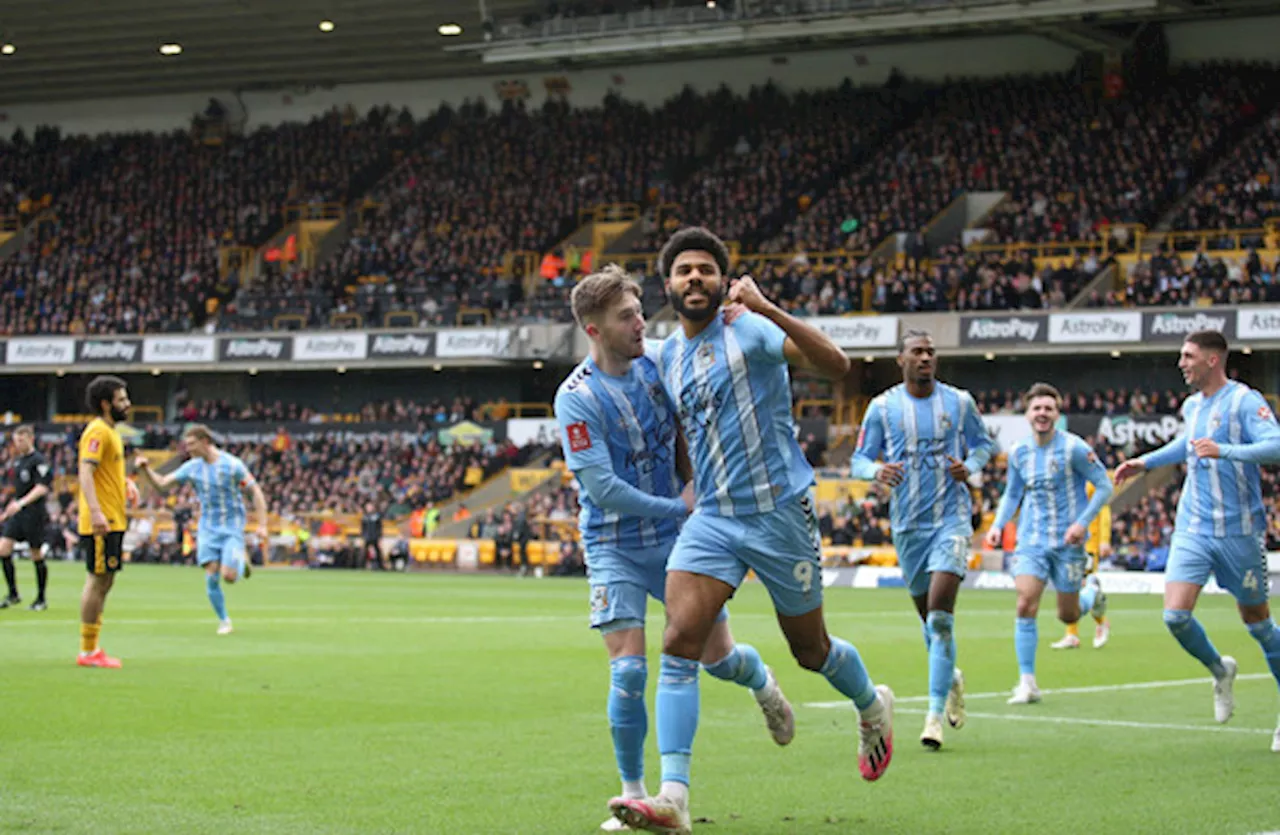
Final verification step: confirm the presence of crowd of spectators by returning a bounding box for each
[0,106,411,336]
[1089,249,1280,309]
[633,81,903,253]
[1177,108,1280,234]
[2,66,1279,338]
[772,65,1278,255]
[974,386,1186,416]
[178,395,486,426]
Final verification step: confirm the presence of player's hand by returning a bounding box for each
[1063,523,1086,546]
[0,500,18,521]
[874,461,904,487]
[125,479,140,507]
[680,481,696,514]
[1190,438,1221,459]
[1113,459,1146,484]
[982,528,1002,551]
[134,455,150,470]
[91,509,109,536]
[721,302,748,326]
[947,457,970,483]
[727,275,772,314]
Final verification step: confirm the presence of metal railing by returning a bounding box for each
[284,203,344,224]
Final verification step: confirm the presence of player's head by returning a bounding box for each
[571,264,646,360]
[1024,382,1062,435]
[1178,330,1229,390]
[181,424,217,457]
[897,329,936,384]
[85,375,130,423]
[11,424,34,455]
[659,226,730,323]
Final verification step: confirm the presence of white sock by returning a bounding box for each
[858,695,885,724]
[1020,673,1037,689]
[659,781,689,808]
[751,670,778,702]
[622,780,645,799]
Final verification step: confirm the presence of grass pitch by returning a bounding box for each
[1,563,1276,834]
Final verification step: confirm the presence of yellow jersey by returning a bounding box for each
[78,418,128,535]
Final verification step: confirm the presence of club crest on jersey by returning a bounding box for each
[87,437,101,454]
[566,421,592,453]
[939,414,953,433]
[1086,451,1098,465]
[1259,405,1275,422]
[695,343,716,371]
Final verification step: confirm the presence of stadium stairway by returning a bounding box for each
[1110,460,1179,515]
[430,452,560,540]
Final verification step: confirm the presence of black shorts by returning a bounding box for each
[2,513,47,548]
[79,532,125,575]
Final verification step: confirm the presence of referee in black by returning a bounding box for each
[0,425,54,610]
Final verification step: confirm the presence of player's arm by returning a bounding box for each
[729,276,850,380]
[556,389,687,519]
[134,456,182,494]
[674,426,694,486]
[1071,441,1114,529]
[959,392,994,475]
[1133,435,1187,471]
[990,456,1026,535]
[1213,393,1280,464]
[850,399,902,485]
[78,459,108,535]
[246,481,269,538]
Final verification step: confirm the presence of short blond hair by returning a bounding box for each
[183,424,216,444]
[570,264,642,330]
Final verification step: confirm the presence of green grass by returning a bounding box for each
[0,563,1277,835]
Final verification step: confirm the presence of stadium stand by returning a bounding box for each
[2,65,1279,335]
[0,107,412,336]
[773,65,1279,254]
[1176,108,1280,236]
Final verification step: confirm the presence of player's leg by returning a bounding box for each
[1163,534,1235,721]
[602,623,648,832]
[0,533,20,605]
[592,548,659,823]
[1050,547,1089,650]
[1009,561,1047,704]
[611,516,741,835]
[916,525,969,747]
[746,494,893,779]
[77,534,121,667]
[701,610,795,746]
[1213,537,1279,735]
[924,567,964,746]
[30,533,50,610]
[198,533,231,631]
[611,569,732,835]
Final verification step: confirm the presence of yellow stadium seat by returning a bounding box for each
[525,541,546,566]
[479,541,496,565]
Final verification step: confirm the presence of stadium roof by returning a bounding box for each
[0,0,546,106]
[0,0,1273,107]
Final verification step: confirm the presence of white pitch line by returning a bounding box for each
[891,706,1273,737]
[803,673,1272,709]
